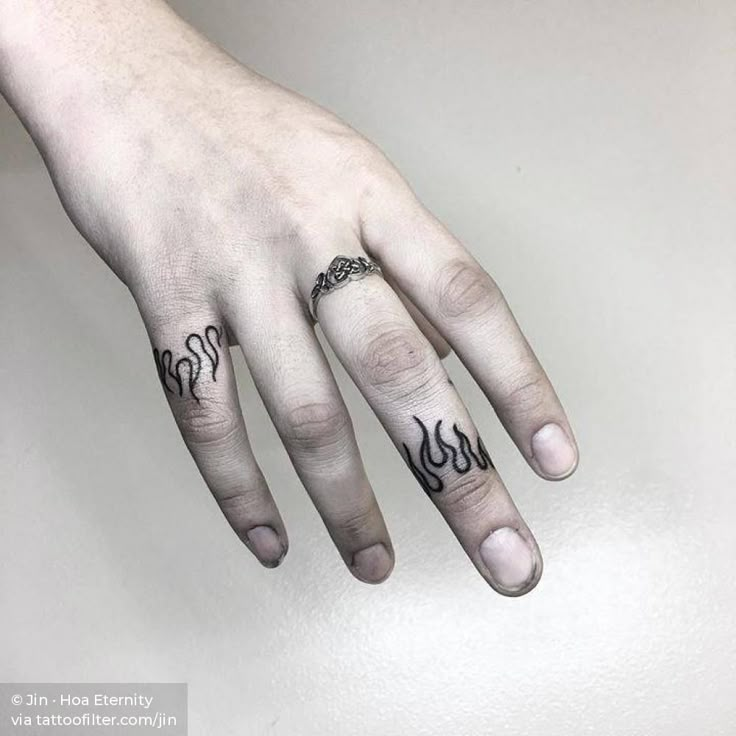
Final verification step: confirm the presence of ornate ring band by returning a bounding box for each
[309,255,383,322]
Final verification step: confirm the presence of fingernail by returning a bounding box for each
[351,543,393,584]
[246,526,285,568]
[531,423,578,478]
[480,527,536,594]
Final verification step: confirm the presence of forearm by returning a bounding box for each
[0,0,237,149]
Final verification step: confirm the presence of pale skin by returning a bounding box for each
[0,0,579,595]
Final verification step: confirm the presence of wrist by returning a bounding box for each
[0,0,203,148]
[0,2,42,81]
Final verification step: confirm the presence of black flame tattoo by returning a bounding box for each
[153,324,223,402]
[402,415,494,495]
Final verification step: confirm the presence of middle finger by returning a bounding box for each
[225,287,395,585]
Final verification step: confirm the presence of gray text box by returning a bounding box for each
[0,683,187,735]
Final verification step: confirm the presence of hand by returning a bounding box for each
[2,0,578,595]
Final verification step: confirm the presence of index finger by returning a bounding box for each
[363,193,579,481]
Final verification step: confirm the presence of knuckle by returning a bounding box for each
[439,471,491,517]
[359,326,436,395]
[282,400,351,454]
[178,398,243,448]
[332,501,379,539]
[435,258,503,321]
[504,374,548,417]
[357,167,418,250]
[342,137,382,173]
[355,146,408,191]
[216,482,268,522]
[134,250,214,312]
[338,134,388,175]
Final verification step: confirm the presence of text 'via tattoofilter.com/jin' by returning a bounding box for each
[0,683,187,734]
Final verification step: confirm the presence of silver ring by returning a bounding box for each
[309,255,383,322]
